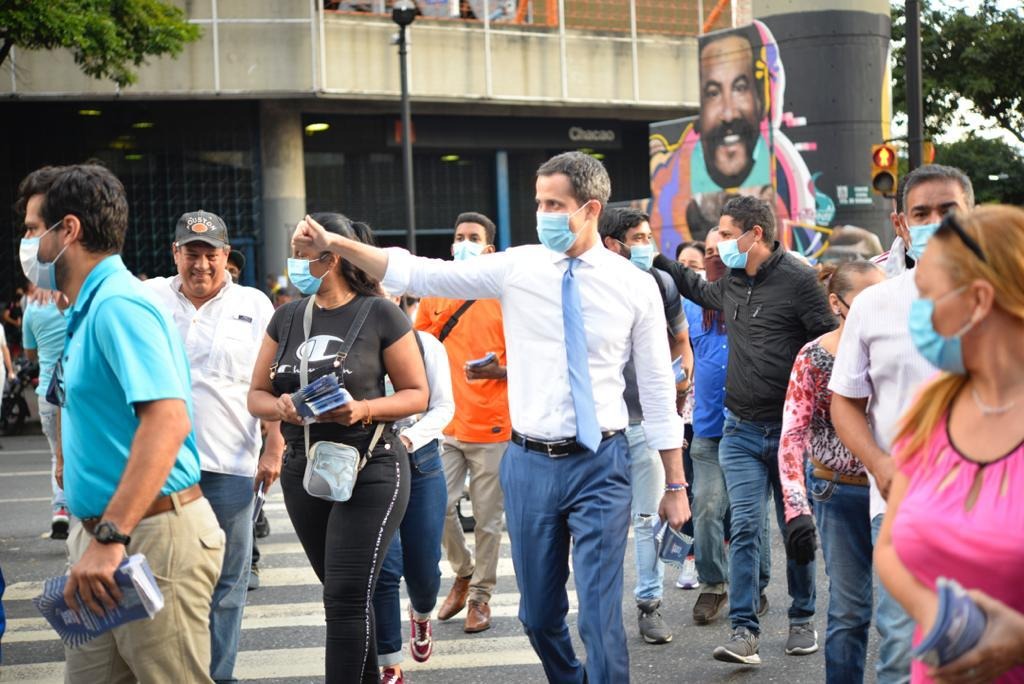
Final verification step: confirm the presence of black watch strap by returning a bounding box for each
[94,521,132,545]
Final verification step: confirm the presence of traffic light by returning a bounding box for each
[871,144,898,195]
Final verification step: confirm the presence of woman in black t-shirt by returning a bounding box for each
[248,212,428,684]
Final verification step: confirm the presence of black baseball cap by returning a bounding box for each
[175,210,229,248]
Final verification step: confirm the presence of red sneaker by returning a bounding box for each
[409,605,433,663]
[380,666,405,684]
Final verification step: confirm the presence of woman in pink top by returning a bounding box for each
[778,259,884,683]
[876,205,1024,684]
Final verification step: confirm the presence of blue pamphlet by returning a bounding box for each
[466,352,498,368]
[294,374,353,423]
[653,520,694,568]
[911,577,987,667]
[33,554,164,648]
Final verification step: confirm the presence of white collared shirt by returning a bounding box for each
[145,275,275,476]
[828,269,937,519]
[383,243,684,450]
[398,330,455,453]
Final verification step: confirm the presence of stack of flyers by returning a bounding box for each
[293,374,353,423]
[671,356,688,384]
[653,520,694,569]
[33,554,164,648]
[911,577,987,667]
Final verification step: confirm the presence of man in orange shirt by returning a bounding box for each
[414,212,510,634]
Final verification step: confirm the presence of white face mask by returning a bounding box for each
[20,219,67,291]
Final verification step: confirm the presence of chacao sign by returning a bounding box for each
[568,126,616,143]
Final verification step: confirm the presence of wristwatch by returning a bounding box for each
[94,521,132,546]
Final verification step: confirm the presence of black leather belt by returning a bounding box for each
[511,429,622,458]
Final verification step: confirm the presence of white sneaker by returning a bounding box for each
[675,556,698,590]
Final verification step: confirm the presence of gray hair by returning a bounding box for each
[536,152,611,205]
[902,164,975,211]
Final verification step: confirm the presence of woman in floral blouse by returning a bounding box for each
[778,259,884,684]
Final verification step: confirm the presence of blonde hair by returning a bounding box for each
[895,205,1024,458]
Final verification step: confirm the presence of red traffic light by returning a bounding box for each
[873,145,895,168]
[871,144,899,196]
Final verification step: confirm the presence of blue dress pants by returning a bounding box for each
[501,434,632,684]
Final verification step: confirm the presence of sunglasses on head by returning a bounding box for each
[938,213,987,263]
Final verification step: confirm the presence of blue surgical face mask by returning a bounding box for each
[717,230,753,270]
[453,240,485,261]
[536,202,589,254]
[908,286,977,374]
[907,222,941,260]
[627,243,655,271]
[287,256,326,295]
[20,219,67,291]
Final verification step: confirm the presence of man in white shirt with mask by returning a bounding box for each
[831,164,975,684]
[289,151,689,684]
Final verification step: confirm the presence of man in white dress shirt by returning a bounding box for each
[145,211,285,684]
[290,152,690,684]
[831,165,974,684]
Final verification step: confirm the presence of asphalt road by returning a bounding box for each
[1,431,882,682]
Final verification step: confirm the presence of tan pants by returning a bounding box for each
[64,496,225,684]
[441,438,508,603]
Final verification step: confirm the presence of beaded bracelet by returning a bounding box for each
[664,482,689,492]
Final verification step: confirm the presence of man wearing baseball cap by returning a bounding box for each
[145,210,284,684]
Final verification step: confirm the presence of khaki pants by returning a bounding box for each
[64,496,225,684]
[441,438,508,603]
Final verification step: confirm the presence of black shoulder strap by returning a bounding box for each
[437,300,476,343]
[335,297,376,369]
[270,298,305,377]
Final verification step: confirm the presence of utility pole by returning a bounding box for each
[392,0,417,253]
[906,0,924,171]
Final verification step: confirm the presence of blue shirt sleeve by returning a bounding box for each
[93,296,191,408]
[22,306,37,350]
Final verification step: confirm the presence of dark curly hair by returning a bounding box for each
[309,212,383,297]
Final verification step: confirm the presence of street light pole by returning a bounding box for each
[393,1,417,253]
[906,0,924,172]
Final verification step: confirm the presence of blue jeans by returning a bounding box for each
[199,471,254,684]
[810,475,872,684]
[872,514,914,684]
[373,440,448,666]
[502,434,631,684]
[719,412,816,633]
[627,424,665,601]
[690,436,772,594]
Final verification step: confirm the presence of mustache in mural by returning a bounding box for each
[704,117,759,159]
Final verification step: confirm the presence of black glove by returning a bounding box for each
[785,514,818,565]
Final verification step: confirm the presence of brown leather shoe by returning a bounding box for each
[437,575,471,621]
[464,600,491,633]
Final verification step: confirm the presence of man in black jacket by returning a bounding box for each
[654,194,835,665]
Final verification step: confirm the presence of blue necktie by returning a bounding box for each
[562,258,602,452]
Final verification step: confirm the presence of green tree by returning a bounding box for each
[0,0,201,87]
[892,1,1024,145]
[937,135,1024,205]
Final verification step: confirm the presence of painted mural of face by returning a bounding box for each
[698,34,764,189]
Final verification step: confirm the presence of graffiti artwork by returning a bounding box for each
[650,21,838,259]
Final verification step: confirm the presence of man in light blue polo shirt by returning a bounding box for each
[17,164,225,684]
[22,292,69,539]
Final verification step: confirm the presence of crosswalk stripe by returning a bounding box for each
[3,591,577,644]
[4,558,525,602]
[0,637,543,683]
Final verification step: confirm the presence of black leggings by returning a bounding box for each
[281,444,410,683]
